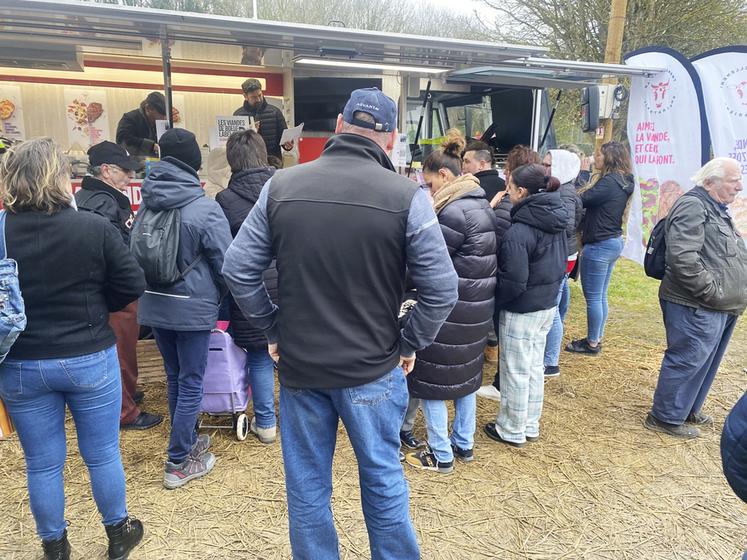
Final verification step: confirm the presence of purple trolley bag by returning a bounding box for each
[199,329,252,440]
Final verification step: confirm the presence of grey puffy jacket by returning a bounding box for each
[659,186,747,316]
[137,157,233,331]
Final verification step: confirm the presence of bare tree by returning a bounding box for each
[92,0,483,39]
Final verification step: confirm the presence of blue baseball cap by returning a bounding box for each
[342,88,397,133]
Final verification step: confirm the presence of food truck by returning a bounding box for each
[0,0,661,209]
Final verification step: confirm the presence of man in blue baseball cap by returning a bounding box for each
[223,88,458,559]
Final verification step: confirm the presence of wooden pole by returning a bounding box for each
[596,0,628,150]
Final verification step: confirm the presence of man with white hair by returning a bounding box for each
[646,157,747,438]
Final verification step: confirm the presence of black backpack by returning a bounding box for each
[644,218,667,280]
[130,207,202,287]
[643,191,703,280]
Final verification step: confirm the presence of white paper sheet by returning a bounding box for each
[280,123,304,145]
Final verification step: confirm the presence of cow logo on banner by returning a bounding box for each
[623,47,709,264]
[692,47,747,232]
[644,70,677,114]
[720,65,747,117]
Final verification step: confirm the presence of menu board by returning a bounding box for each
[0,85,26,141]
[64,88,111,149]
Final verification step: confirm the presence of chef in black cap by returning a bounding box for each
[115,91,179,158]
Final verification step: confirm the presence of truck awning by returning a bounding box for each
[0,0,547,71]
[448,58,664,89]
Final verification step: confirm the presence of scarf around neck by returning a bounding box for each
[433,173,481,214]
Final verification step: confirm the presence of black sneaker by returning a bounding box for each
[121,411,163,431]
[544,365,561,378]
[483,422,525,448]
[399,430,425,450]
[450,443,474,463]
[644,413,700,439]
[565,338,601,354]
[405,447,453,474]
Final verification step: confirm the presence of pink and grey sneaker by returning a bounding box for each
[163,452,216,490]
[190,434,211,458]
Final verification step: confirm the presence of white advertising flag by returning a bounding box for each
[623,47,709,263]
[692,46,747,231]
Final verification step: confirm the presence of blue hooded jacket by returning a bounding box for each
[137,157,232,331]
[722,391,747,503]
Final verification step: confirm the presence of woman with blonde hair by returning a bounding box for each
[0,138,145,560]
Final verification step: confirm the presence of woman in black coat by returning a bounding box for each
[216,130,278,444]
[405,133,498,474]
[483,163,567,448]
[0,138,146,560]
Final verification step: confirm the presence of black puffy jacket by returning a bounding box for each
[722,391,747,503]
[216,167,279,349]
[233,99,288,159]
[408,181,497,400]
[496,192,568,313]
[493,195,512,246]
[559,181,583,256]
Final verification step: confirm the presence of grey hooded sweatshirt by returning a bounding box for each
[137,157,233,331]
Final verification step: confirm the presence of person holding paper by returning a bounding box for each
[233,78,292,159]
[116,92,180,158]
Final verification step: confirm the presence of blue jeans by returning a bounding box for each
[421,393,476,462]
[544,274,570,367]
[152,328,211,463]
[279,367,420,560]
[246,348,276,429]
[580,236,624,343]
[652,300,737,424]
[401,397,421,432]
[0,346,127,540]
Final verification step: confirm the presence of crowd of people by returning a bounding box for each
[0,86,745,560]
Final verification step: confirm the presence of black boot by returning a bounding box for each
[105,517,144,560]
[42,530,71,560]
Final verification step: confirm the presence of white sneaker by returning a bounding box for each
[476,385,501,401]
[250,416,277,444]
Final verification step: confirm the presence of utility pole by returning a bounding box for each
[596,0,628,150]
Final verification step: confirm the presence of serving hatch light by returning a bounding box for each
[295,58,450,74]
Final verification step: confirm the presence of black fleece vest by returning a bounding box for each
[267,134,418,389]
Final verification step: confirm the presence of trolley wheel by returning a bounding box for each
[236,413,249,441]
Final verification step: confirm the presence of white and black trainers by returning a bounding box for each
[405,446,453,474]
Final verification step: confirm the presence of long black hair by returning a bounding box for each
[511,163,560,194]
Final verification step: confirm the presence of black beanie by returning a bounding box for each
[159,128,202,172]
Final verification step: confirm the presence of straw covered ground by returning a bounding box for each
[1,259,745,559]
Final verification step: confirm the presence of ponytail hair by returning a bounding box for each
[511,163,560,195]
[422,128,465,176]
